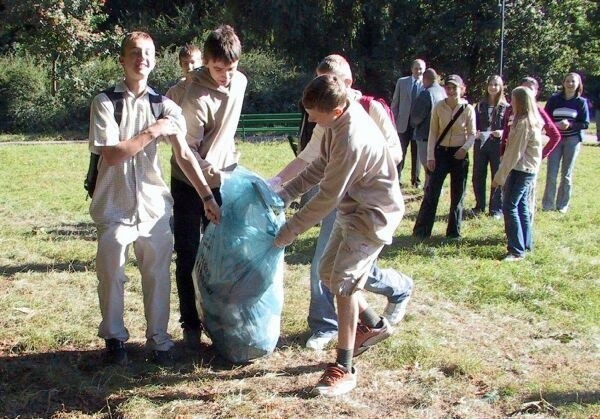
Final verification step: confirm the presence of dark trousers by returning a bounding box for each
[413,146,469,238]
[171,177,222,331]
[398,129,421,186]
[472,138,502,215]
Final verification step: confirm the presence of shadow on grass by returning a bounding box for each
[0,260,92,277]
[509,390,600,415]
[0,338,322,417]
[29,221,97,242]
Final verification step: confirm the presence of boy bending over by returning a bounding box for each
[274,74,404,396]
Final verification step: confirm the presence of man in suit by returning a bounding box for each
[391,59,426,188]
[410,68,447,189]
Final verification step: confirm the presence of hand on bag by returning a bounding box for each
[203,199,221,224]
[274,223,297,248]
[266,176,283,193]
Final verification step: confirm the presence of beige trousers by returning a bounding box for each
[95,218,174,351]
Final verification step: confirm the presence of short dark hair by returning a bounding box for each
[302,74,347,112]
[203,25,241,64]
[120,31,153,57]
[179,44,201,63]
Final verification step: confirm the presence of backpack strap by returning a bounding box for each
[101,86,124,126]
[358,95,373,114]
[148,88,165,120]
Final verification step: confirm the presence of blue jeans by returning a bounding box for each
[542,136,581,211]
[307,209,413,335]
[502,170,535,257]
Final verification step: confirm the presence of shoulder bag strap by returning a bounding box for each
[436,104,466,148]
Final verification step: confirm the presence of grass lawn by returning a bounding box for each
[0,136,599,417]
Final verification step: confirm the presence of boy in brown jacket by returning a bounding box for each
[170,25,247,351]
[274,74,404,396]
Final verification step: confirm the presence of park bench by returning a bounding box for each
[236,112,302,139]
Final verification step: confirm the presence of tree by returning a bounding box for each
[1,0,121,95]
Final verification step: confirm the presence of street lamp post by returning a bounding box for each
[499,0,506,77]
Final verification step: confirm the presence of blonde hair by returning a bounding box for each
[120,31,153,56]
[316,54,353,85]
[511,86,543,129]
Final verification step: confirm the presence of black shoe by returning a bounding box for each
[183,328,202,352]
[149,349,175,367]
[105,338,128,367]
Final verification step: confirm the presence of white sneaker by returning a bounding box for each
[306,331,338,350]
[383,297,411,325]
[503,253,524,262]
[312,363,357,397]
[382,272,413,325]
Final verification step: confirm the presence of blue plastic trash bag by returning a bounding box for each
[192,166,285,363]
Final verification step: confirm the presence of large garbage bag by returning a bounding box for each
[192,166,285,363]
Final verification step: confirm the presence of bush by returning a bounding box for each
[0,55,52,132]
[239,49,312,113]
[57,56,123,130]
[150,47,183,94]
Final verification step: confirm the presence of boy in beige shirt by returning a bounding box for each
[275,74,404,397]
[169,25,247,351]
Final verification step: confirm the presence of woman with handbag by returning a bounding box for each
[412,74,476,239]
[491,87,543,261]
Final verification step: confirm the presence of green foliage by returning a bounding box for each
[239,49,311,113]
[0,55,52,132]
[0,0,599,132]
[149,47,184,94]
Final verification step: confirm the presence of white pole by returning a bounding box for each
[499,0,506,77]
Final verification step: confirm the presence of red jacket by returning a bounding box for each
[500,105,561,159]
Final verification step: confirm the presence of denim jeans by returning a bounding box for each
[472,137,502,215]
[502,170,535,257]
[413,146,469,238]
[542,136,581,211]
[307,208,413,335]
[171,177,222,332]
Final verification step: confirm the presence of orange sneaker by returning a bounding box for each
[354,316,393,357]
[312,363,357,397]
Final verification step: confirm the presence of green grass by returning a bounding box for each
[0,136,599,417]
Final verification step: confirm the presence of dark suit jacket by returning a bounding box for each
[410,83,447,141]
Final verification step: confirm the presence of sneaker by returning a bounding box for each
[354,317,393,357]
[502,253,524,262]
[383,294,412,326]
[312,363,357,397]
[183,328,202,352]
[558,207,568,214]
[149,349,175,367]
[306,331,338,350]
[104,338,128,367]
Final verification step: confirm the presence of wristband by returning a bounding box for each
[202,194,214,202]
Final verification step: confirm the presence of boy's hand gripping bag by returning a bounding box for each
[192,166,285,363]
